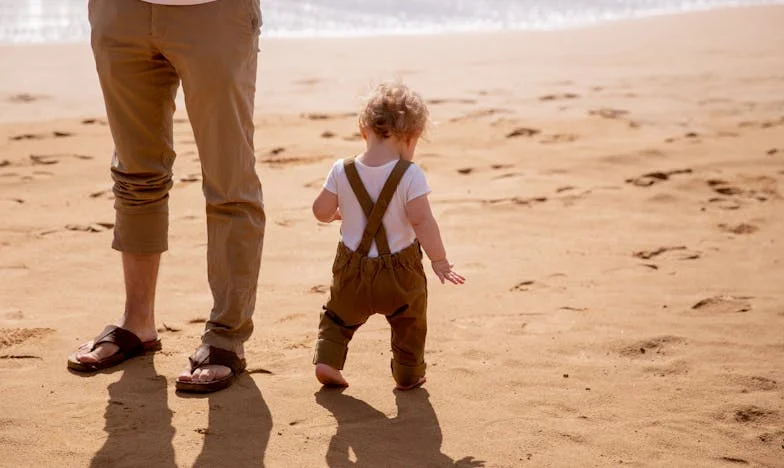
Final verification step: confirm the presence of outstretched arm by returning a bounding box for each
[312,188,341,222]
[406,194,465,285]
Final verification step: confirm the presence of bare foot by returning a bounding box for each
[396,376,426,391]
[315,363,349,387]
[178,348,245,384]
[75,321,157,365]
[178,364,236,384]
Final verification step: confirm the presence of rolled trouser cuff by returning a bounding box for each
[391,359,426,387]
[313,339,348,370]
[201,330,247,356]
[112,210,168,254]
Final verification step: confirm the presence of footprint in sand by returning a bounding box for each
[757,430,784,445]
[717,457,750,465]
[538,93,579,101]
[80,118,106,125]
[10,131,73,141]
[7,93,47,103]
[64,222,114,233]
[664,131,701,144]
[738,116,784,129]
[29,153,93,166]
[309,285,328,294]
[304,178,323,189]
[625,168,692,187]
[301,112,356,121]
[320,130,336,139]
[729,406,777,424]
[157,323,182,333]
[690,295,752,314]
[718,223,758,235]
[540,133,578,144]
[485,196,547,207]
[632,246,700,261]
[259,154,332,168]
[426,98,477,105]
[449,108,512,123]
[726,375,777,392]
[89,188,114,199]
[2,310,24,320]
[179,174,201,183]
[1,198,24,205]
[588,108,629,119]
[706,177,779,208]
[707,197,742,210]
[506,127,540,138]
[643,359,690,377]
[0,327,55,348]
[619,336,685,358]
[458,164,516,176]
[275,219,294,227]
[510,280,535,292]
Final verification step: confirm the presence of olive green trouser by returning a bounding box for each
[89,0,264,353]
[314,241,428,387]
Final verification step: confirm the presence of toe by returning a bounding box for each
[178,368,194,382]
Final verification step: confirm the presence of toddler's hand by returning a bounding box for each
[431,259,465,285]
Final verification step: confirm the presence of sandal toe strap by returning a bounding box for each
[188,345,245,375]
[91,325,143,354]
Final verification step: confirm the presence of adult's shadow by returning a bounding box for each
[315,387,484,467]
[87,356,176,467]
[189,373,272,468]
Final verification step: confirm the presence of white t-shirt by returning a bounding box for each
[324,158,431,257]
[141,1,217,5]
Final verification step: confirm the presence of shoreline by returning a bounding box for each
[1,2,782,44]
[0,4,782,125]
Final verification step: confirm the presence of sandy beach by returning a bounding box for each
[0,5,783,467]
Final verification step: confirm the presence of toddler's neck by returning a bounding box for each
[357,145,401,168]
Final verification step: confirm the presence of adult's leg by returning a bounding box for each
[76,0,179,364]
[159,1,265,383]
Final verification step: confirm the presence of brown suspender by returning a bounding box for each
[343,158,412,256]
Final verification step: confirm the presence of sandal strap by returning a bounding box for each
[91,325,143,354]
[188,345,245,375]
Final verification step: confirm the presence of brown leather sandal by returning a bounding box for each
[67,325,162,372]
[175,344,246,394]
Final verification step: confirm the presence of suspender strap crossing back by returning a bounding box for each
[343,158,412,256]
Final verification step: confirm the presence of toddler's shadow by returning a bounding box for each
[315,387,484,467]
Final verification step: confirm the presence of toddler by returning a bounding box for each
[311,82,464,390]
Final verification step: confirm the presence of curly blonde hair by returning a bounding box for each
[358,82,429,141]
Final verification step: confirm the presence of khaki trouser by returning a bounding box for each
[89,0,265,353]
[313,159,428,387]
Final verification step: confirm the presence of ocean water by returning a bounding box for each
[0,0,780,43]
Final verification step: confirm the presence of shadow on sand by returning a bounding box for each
[88,358,271,467]
[190,373,272,467]
[315,387,484,467]
[88,356,176,468]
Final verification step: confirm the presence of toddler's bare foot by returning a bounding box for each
[396,376,426,391]
[315,363,349,387]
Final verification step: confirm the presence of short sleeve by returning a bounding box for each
[405,164,431,203]
[323,160,341,194]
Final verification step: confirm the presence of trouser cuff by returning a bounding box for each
[391,359,426,387]
[313,339,348,369]
[112,210,168,254]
